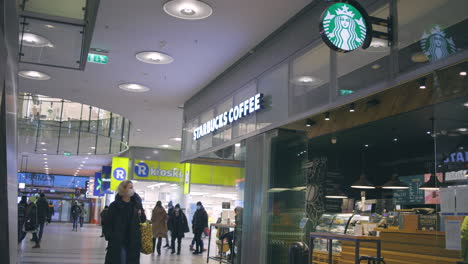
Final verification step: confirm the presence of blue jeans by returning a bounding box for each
[121,247,127,264]
[72,217,79,230]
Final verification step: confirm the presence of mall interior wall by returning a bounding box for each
[0,0,19,263]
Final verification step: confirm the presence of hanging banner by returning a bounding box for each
[133,160,185,182]
[101,166,112,194]
[111,157,130,191]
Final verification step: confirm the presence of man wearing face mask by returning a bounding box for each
[104,180,147,264]
[192,201,208,255]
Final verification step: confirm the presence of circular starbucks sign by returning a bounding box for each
[319,1,372,52]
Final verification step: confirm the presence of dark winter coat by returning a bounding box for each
[100,208,109,225]
[192,207,208,234]
[71,204,81,219]
[48,204,55,219]
[24,203,39,232]
[169,211,189,238]
[104,193,146,264]
[167,207,174,231]
[36,197,49,224]
[18,201,28,226]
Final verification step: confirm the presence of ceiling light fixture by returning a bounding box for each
[349,103,355,113]
[324,112,330,121]
[136,51,174,64]
[19,33,53,48]
[18,70,51,80]
[90,147,96,150]
[292,76,324,87]
[40,142,47,145]
[163,0,213,20]
[382,173,409,189]
[158,144,171,148]
[364,144,369,148]
[153,150,159,154]
[464,102,468,108]
[306,119,316,127]
[351,173,376,189]
[44,24,55,29]
[325,185,348,199]
[393,138,398,142]
[369,38,387,48]
[457,128,468,132]
[41,148,47,151]
[460,71,467,76]
[169,137,182,142]
[118,83,150,93]
[235,143,241,147]
[418,78,427,89]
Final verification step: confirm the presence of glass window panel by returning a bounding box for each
[398,0,468,74]
[213,98,233,146]
[110,114,123,139]
[336,2,390,97]
[257,63,289,130]
[61,102,82,130]
[37,123,60,154]
[199,110,214,151]
[183,118,199,157]
[98,111,111,137]
[23,0,86,20]
[111,138,122,153]
[289,44,330,116]
[19,18,83,69]
[97,136,111,155]
[78,131,96,155]
[80,105,91,132]
[232,82,257,138]
[58,126,79,155]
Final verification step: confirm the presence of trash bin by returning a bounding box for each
[289,242,309,264]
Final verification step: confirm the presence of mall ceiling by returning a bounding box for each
[17,0,312,175]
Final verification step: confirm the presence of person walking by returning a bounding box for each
[47,201,54,224]
[164,201,174,248]
[192,201,208,255]
[32,193,49,248]
[17,196,28,244]
[151,201,168,256]
[71,201,82,231]
[169,204,189,255]
[79,202,87,228]
[24,196,40,248]
[103,180,146,264]
[100,205,109,238]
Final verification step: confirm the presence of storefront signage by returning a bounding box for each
[443,151,468,164]
[133,160,185,182]
[111,157,130,191]
[183,164,191,195]
[445,170,467,182]
[193,93,263,140]
[393,175,425,205]
[420,25,456,63]
[319,1,372,52]
[93,172,104,197]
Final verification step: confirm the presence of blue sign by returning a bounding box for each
[93,172,104,197]
[134,162,149,177]
[113,168,127,181]
[101,166,112,194]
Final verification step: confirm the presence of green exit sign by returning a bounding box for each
[64,152,72,156]
[87,53,108,64]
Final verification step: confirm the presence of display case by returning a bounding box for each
[345,214,370,235]
[313,213,353,253]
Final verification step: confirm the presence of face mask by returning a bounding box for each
[197,205,201,210]
[127,189,135,197]
[175,208,180,212]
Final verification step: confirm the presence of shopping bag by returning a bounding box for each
[204,227,210,237]
[140,221,153,255]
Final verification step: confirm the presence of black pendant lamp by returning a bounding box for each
[420,173,443,191]
[382,173,409,190]
[325,184,348,199]
[351,173,376,189]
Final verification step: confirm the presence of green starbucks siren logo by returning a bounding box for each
[320,2,370,52]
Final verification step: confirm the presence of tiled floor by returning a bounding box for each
[18,223,221,264]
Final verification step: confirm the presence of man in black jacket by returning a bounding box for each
[32,193,49,248]
[192,201,208,255]
[17,196,28,244]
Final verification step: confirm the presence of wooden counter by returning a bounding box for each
[340,229,461,264]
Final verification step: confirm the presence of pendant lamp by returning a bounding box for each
[325,184,348,199]
[382,173,409,190]
[351,173,376,189]
[420,173,443,190]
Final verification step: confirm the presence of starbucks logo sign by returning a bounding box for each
[320,1,372,52]
[420,25,457,63]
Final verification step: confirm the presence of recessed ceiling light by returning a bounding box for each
[418,78,427,89]
[292,76,324,87]
[369,38,387,48]
[460,72,467,76]
[136,129,142,133]
[464,102,468,108]
[44,161,48,164]
[153,150,159,154]
[80,164,84,167]
[85,157,89,160]
[87,152,92,155]
[90,147,96,150]
[41,149,47,151]
[158,144,171,148]
[43,153,47,156]
[371,64,381,70]
[411,52,429,63]
[163,0,213,20]
[365,144,369,148]
[458,128,468,132]
[19,33,53,48]
[19,70,51,80]
[40,142,47,145]
[235,143,241,147]
[118,83,150,93]
[169,137,182,142]
[393,138,398,142]
[44,24,55,29]
[136,51,174,64]
[44,158,48,160]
